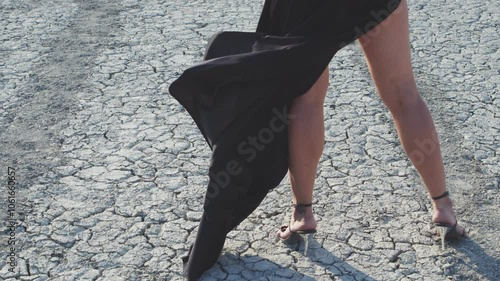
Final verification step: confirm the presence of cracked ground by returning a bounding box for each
[0,0,499,280]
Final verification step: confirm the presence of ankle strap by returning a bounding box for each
[431,191,449,200]
[293,203,313,215]
[293,203,312,208]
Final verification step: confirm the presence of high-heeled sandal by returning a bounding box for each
[277,203,317,255]
[431,191,466,250]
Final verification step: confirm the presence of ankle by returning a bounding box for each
[293,209,314,220]
[292,203,314,220]
[430,191,453,209]
[432,194,451,207]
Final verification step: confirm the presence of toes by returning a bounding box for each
[445,225,467,240]
[277,226,290,239]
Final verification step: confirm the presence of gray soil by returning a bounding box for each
[1,0,498,280]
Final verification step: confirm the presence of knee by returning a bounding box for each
[385,93,423,116]
[379,78,423,115]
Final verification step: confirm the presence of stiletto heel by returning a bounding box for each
[436,226,448,250]
[277,203,316,255]
[299,232,316,255]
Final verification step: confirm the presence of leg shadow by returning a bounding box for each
[199,252,315,281]
[198,239,375,280]
[446,238,500,280]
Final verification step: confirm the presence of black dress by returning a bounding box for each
[168,0,402,279]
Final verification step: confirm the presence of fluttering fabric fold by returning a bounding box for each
[168,0,401,279]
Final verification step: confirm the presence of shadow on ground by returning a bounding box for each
[450,239,500,281]
[197,234,500,281]
[200,236,374,280]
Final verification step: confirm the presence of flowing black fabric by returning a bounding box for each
[168,0,401,279]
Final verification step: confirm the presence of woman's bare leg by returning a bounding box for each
[277,68,329,238]
[358,0,464,234]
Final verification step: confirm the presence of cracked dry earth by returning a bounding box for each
[0,0,498,280]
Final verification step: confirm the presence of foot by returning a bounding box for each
[431,195,466,238]
[277,204,317,240]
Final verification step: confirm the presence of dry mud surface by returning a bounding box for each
[0,0,498,280]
